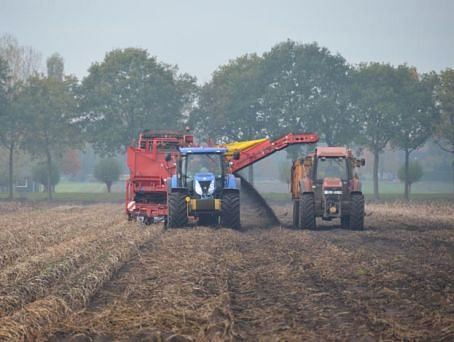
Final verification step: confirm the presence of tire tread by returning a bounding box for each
[349,193,364,230]
[221,191,241,229]
[299,193,316,230]
[167,192,188,228]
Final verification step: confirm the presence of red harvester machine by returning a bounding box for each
[126,130,319,224]
[125,130,194,223]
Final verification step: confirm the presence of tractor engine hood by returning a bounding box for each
[322,177,342,190]
[194,172,215,198]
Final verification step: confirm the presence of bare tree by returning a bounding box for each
[0,34,42,199]
[0,34,42,85]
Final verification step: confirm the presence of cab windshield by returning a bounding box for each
[184,153,223,178]
[316,157,348,180]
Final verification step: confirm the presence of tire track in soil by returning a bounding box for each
[270,201,454,341]
[224,230,379,340]
[313,239,453,338]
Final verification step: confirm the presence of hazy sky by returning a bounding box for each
[1,0,453,83]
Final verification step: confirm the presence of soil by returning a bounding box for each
[45,201,453,341]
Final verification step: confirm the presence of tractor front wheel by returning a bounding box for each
[341,215,350,229]
[221,191,241,229]
[299,193,316,230]
[167,192,188,228]
[349,193,364,230]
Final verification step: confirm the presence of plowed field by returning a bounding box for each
[0,200,453,341]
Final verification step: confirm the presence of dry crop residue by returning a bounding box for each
[33,200,454,341]
[0,203,161,341]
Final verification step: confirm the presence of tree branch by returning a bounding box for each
[434,139,454,154]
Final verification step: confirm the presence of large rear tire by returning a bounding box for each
[167,192,188,228]
[341,215,350,229]
[299,193,316,230]
[349,193,364,231]
[221,191,241,229]
[292,200,300,228]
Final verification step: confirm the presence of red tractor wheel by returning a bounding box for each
[299,193,316,230]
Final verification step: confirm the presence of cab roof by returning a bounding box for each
[316,147,350,158]
[179,147,227,155]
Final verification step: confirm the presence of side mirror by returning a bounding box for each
[165,153,172,162]
[361,158,366,166]
[233,151,240,160]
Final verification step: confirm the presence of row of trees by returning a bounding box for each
[191,41,453,199]
[0,36,453,200]
[31,158,121,194]
[0,36,197,200]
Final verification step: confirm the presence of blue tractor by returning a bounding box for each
[167,147,241,228]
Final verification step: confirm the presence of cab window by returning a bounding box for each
[316,157,348,180]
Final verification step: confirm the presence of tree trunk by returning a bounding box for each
[46,148,53,201]
[404,148,410,201]
[379,151,384,181]
[248,165,254,186]
[373,150,379,200]
[106,181,112,193]
[8,141,14,200]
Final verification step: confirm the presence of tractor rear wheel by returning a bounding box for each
[221,191,241,229]
[349,193,364,230]
[292,200,300,228]
[167,192,188,228]
[299,193,316,230]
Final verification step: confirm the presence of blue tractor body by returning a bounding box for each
[167,147,241,228]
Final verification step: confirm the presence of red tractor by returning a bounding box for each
[125,130,193,224]
[291,147,366,230]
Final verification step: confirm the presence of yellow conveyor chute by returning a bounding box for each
[223,138,268,158]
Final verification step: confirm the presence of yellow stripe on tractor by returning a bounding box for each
[190,199,221,212]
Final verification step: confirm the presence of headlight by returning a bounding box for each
[208,180,215,194]
[194,180,203,195]
[324,190,342,195]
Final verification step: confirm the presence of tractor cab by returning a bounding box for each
[315,156,349,181]
[178,148,227,199]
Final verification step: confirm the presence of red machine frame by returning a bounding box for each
[125,131,319,223]
[228,133,320,173]
[125,130,193,222]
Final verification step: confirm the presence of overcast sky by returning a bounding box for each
[1,0,453,83]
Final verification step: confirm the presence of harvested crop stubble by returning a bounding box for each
[0,221,145,317]
[0,202,25,214]
[369,201,454,228]
[46,228,243,341]
[0,204,161,341]
[0,205,113,268]
[45,201,454,341]
[0,210,120,282]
